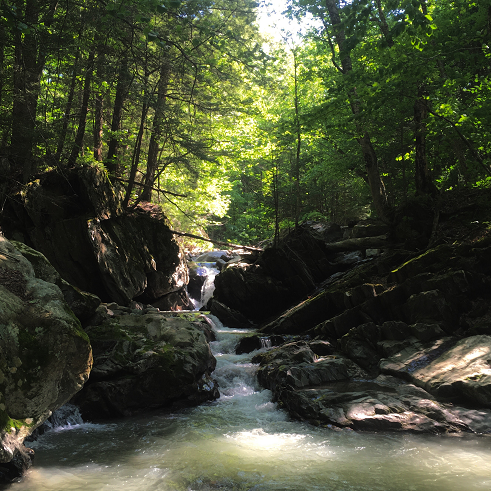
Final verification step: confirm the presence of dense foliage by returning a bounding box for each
[1,0,490,246]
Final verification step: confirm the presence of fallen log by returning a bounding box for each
[169,230,263,252]
[324,235,389,254]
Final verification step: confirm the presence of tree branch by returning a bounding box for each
[169,230,263,252]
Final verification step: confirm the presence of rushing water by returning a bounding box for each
[9,317,491,491]
[190,263,220,310]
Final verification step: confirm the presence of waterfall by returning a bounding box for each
[260,337,272,349]
[35,404,84,435]
[191,262,219,310]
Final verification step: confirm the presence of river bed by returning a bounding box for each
[9,319,491,491]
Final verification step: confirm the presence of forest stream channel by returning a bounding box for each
[6,314,491,491]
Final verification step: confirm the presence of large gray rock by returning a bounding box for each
[1,166,188,307]
[253,342,365,393]
[277,375,486,433]
[10,240,101,321]
[380,335,491,405]
[0,236,92,475]
[75,310,218,419]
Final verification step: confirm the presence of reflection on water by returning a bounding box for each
[10,317,491,491]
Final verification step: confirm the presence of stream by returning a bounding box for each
[8,316,491,491]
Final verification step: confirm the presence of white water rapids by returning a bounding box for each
[10,317,491,491]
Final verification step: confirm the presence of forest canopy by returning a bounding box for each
[0,0,490,246]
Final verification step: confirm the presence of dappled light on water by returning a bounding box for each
[12,318,491,491]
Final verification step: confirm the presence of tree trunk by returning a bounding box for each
[123,65,150,209]
[106,59,131,177]
[55,50,79,163]
[93,49,105,162]
[414,86,434,195]
[68,50,95,166]
[11,0,42,181]
[324,0,391,223]
[141,61,170,202]
[10,0,58,181]
[293,48,301,229]
[323,235,389,254]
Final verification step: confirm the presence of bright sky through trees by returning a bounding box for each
[256,0,319,42]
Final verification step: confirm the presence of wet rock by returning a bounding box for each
[74,311,218,419]
[152,288,193,311]
[0,236,92,475]
[235,334,285,355]
[277,375,483,433]
[380,335,491,406]
[209,299,254,329]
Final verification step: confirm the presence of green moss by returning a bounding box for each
[0,408,36,434]
[88,321,133,343]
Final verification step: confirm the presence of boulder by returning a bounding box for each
[1,166,188,307]
[277,375,484,433]
[152,289,193,311]
[194,250,231,263]
[212,265,292,323]
[209,299,254,329]
[75,310,218,419]
[380,335,491,406]
[0,236,92,479]
[235,334,285,355]
[10,240,101,321]
[187,261,207,300]
[253,334,491,433]
[253,342,366,393]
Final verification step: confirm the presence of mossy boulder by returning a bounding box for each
[10,240,101,321]
[0,236,92,478]
[75,310,218,419]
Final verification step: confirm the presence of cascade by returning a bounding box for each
[190,262,220,310]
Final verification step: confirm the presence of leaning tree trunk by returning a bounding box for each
[93,48,105,162]
[68,50,95,166]
[11,0,42,181]
[414,86,435,195]
[55,50,80,163]
[141,61,170,202]
[324,0,391,223]
[106,58,131,177]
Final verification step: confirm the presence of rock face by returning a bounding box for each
[212,226,338,324]
[0,236,92,478]
[240,191,491,433]
[253,341,491,433]
[74,307,218,420]
[380,335,491,406]
[1,166,189,308]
